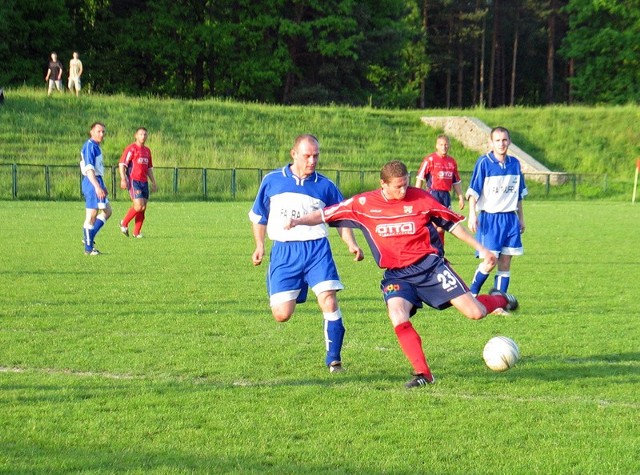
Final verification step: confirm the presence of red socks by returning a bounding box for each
[476,294,507,314]
[122,208,145,236]
[134,210,145,236]
[122,208,138,227]
[394,321,433,378]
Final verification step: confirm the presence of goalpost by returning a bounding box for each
[634,159,640,203]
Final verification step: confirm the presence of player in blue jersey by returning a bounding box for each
[249,134,364,373]
[80,122,112,255]
[466,126,527,299]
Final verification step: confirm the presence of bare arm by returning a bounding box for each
[251,223,267,266]
[86,169,106,200]
[467,195,478,233]
[286,210,364,261]
[415,177,425,189]
[517,200,525,233]
[147,168,158,193]
[450,223,496,269]
[452,182,465,210]
[337,227,364,261]
[118,163,128,189]
[286,210,323,228]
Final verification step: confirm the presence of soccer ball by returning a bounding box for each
[483,336,520,372]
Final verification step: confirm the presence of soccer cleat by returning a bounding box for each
[405,373,435,389]
[120,221,129,237]
[84,248,101,256]
[134,233,144,239]
[489,288,519,311]
[328,361,345,373]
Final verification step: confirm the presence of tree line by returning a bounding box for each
[1,0,638,108]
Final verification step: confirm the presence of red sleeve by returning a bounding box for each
[416,156,431,180]
[119,144,133,165]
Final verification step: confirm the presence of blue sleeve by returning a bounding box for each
[325,182,344,207]
[81,141,97,168]
[467,156,487,196]
[249,176,270,225]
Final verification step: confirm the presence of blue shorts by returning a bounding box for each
[267,238,343,306]
[381,254,469,315]
[476,211,523,256]
[82,176,109,209]
[429,190,451,208]
[129,180,149,200]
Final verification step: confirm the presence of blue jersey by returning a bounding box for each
[466,152,527,213]
[249,165,343,242]
[80,139,105,177]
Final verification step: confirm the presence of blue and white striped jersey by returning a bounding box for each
[466,152,527,213]
[249,165,343,242]
[80,139,105,177]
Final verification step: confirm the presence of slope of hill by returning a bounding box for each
[1,87,639,179]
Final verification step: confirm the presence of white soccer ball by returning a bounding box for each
[483,336,520,372]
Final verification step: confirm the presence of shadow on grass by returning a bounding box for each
[0,440,394,474]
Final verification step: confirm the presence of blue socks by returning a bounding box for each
[324,310,345,366]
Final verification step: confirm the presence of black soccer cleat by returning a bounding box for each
[489,288,519,311]
[405,373,435,389]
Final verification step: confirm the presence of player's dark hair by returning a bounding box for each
[89,122,106,134]
[491,126,510,140]
[380,160,408,183]
[136,127,148,134]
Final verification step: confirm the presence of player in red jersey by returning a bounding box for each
[415,135,465,245]
[118,127,157,238]
[286,160,518,388]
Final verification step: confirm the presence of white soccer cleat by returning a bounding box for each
[119,221,129,237]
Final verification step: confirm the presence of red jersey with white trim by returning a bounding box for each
[416,153,461,191]
[322,187,465,269]
[119,143,153,182]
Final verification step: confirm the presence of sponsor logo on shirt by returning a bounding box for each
[375,222,415,237]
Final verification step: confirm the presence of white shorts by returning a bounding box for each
[48,80,62,93]
[68,78,81,91]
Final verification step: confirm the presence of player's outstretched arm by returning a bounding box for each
[284,210,323,229]
[337,227,364,261]
[450,224,496,269]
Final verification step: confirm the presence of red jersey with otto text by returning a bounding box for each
[119,143,153,182]
[416,153,461,191]
[322,187,465,269]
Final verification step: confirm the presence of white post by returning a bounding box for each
[633,166,639,203]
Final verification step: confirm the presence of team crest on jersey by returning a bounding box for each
[403,206,413,213]
[358,196,367,205]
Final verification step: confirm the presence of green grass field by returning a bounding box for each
[0,200,638,474]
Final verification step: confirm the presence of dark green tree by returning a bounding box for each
[561,0,640,104]
[0,0,73,86]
